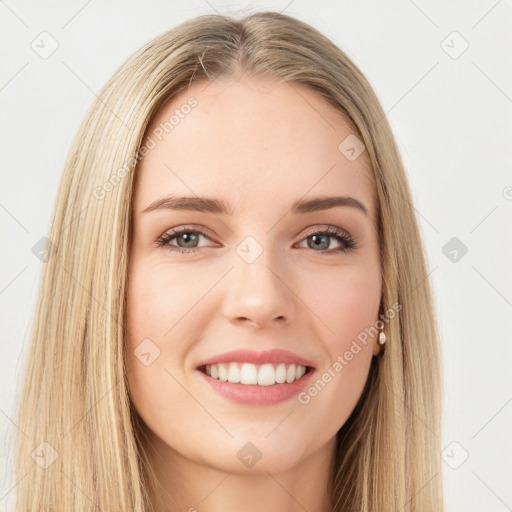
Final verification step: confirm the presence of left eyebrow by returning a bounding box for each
[141,195,368,216]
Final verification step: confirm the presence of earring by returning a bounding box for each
[378,331,387,345]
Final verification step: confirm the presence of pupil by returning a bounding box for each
[179,233,198,247]
[309,234,329,250]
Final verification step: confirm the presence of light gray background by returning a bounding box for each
[1,1,511,511]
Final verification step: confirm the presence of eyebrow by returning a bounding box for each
[141,195,368,216]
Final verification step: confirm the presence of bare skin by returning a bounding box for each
[126,74,382,512]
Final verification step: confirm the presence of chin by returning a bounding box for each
[194,436,310,475]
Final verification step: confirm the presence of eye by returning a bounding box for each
[156,225,358,255]
[156,226,216,254]
[296,225,358,255]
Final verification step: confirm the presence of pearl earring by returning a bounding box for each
[378,331,387,345]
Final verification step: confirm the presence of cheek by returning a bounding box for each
[295,294,376,433]
[296,266,380,416]
[126,261,207,348]
[125,263,196,427]
[125,264,175,398]
[301,267,381,348]
[126,282,168,348]
[125,260,217,401]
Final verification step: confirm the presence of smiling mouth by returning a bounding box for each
[198,362,314,386]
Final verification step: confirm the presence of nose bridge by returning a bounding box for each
[223,233,295,326]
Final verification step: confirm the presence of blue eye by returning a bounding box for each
[156,225,358,255]
[298,226,357,253]
[156,228,212,254]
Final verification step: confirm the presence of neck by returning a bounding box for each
[143,431,337,512]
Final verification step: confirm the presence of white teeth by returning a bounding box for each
[218,363,228,382]
[240,363,258,385]
[204,362,308,386]
[286,364,296,383]
[275,363,287,383]
[257,363,275,386]
[227,362,241,383]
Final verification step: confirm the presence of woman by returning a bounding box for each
[13,11,444,511]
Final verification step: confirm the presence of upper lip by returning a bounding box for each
[196,349,315,369]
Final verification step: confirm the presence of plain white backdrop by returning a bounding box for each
[1,1,511,510]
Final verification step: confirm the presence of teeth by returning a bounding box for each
[257,363,275,386]
[227,362,241,383]
[203,362,308,386]
[240,363,258,385]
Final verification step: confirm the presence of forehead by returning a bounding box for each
[133,75,375,220]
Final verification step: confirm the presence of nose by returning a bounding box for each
[222,249,296,329]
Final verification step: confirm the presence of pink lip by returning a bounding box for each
[196,349,315,369]
[196,366,316,406]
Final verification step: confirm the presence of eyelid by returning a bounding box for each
[156,224,217,242]
[301,223,350,238]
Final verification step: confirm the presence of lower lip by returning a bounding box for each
[196,367,316,405]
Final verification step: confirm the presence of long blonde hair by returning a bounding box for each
[12,11,444,511]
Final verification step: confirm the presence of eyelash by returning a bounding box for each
[155,225,358,256]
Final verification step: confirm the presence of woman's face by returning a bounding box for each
[126,75,382,475]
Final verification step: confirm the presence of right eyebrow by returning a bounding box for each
[141,196,232,215]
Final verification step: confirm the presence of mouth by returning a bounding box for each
[196,361,316,406]
[197,362,315,386]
